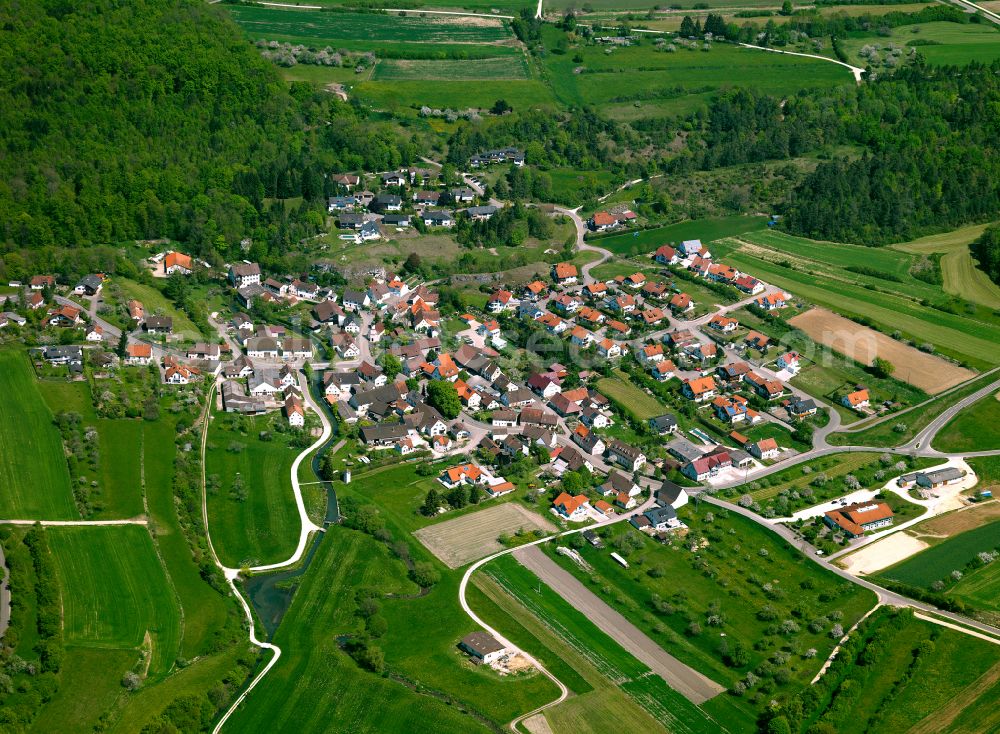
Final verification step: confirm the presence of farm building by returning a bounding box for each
[824,502,894,538]
[459,632,506,665]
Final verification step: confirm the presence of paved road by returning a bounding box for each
[55,294,122,340]
[514,545,726,704]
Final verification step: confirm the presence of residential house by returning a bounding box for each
[682,451,732,481]
[422,210,454,228]
[589,211,619,232]
[380,171,407,187]
[842,389,870,410]
[284,396,305,427]
[669,293,694,314]
[125,343,153,365]
[606,440,646,472]
[755,292,789,311]
[644,505,681,532]
[652,359,677,381]
[85,324,103,342]
[372,193,402,212]
[144,316,173,334]
[522,281,546,301]
[487,289,514,314]
[29,275,55,290]
[553,493,591,521]
[229,263,262,289]
[682,376,717,402]
[787,397,818,418]
[713,395,749,424]
[327,195,357,211]
[776,352,801,374]
[339,212,365,230]
[649,414,678,435]
[708,314,739,333]
[654,245,678,265]
[733,275,765,295]
[162,251,193,275]
[717,361,751,386]
[73,274,103,296]
[744,371,785,400]
[744,331,770,353]
[551,262,578,285]
[342,289,370,311]
[572,425,606,456]
[42,345,83,365]
[750,438,779,460]
[641,307,666,326]
[383,214,411,228]
[638,343,665,365]
[655,480,689,509]
[331,173,360,189]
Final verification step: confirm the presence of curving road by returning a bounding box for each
[199,373,333,733]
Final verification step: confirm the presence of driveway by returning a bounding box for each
[513,545,726,704]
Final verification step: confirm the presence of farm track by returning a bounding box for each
[199,374,332,734]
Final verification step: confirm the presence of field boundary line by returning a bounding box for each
[913,612,1000,645]
[0,519,148,526]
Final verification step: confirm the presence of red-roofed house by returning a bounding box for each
[553,492,591,520]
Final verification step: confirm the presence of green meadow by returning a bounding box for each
[593,215,769,256]
[0,350,77,519]
[205,411,301,568]
[49,525,182,676]
[879,520,1000,589]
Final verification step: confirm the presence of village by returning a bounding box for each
[0,164,951,563]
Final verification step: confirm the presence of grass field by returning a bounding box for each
[31,647,139,733]
[113,278,202,338]
[354,78,556,113]
[414,502,555,568]
[540,31,851,119]
[933,391,1000,452]
[229,6,514,45]
[593,215,769,256]
[94,419,146,518]
[723,231,1000,368]
[227,528,549,732]
[205,411,300,568]
[483,554,726,733]
[49,525,181,676]
[597,373,669,419]
[889,222,1000,309]
[828,370,1000,447]
[841,21,1000,67]
[808,609,1000,734]
[0,350,77,519]
[879,520,1000,589]
[143,416,230,659]
[373,56,529,80]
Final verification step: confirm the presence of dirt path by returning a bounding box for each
[513,545,725,704]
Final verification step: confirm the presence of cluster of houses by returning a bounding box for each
[327,167,499,238]
[468,147,525,168]
[587,206,637,233]
[227,261,332,311]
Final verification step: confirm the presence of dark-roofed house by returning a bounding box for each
[606,440,646,472]
[339,211,365,230]
[360,422,408,447]
[655,480,689,509]
[644,505,681,532]
[648,414,678,436]
[144,316,173,334]
[459,632,506,665]
[229,263,261,288]
[73,274,104,296]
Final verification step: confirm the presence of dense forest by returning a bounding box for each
[0,0,415,261]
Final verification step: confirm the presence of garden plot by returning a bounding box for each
[414,503,555,568]
[788,308,975,394]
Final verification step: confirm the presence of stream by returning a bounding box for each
[243,374,342,635]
